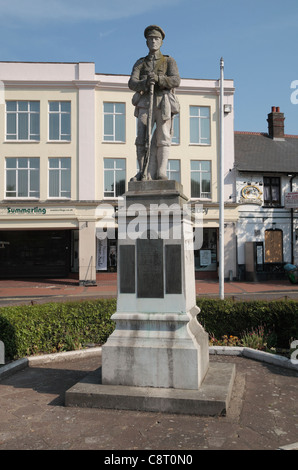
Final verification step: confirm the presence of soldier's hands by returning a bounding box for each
[147,72,158,85]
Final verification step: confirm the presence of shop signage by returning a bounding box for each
[2,206,76,216]
[239,185,262,204]
[285,192,298,209]
[6,206,47,215]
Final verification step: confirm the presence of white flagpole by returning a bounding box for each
[219,57,225,300]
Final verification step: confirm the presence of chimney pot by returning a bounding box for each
[272,106,276,112]
[276,106,280,112]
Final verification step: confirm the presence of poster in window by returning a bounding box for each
[200,249,212,266]
[97,237,107,270]
[256,244,263,265]
[109,245,117,268]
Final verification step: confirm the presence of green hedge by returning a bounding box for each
[0,299,116,360]
[197,298,298,349]
[0,297,297,360]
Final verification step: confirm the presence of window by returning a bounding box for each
[5,157,40,198]
[49,101,71,141]
[172,114,180,144]
[104,158,126,198]
[189,106,210,145]
[194,228,217,271]
[167,159,181,182]
[103,102,125,142]
[6,101,40,141]
[191,161,211,198]
[49,158,71,198]
[263,177,281,206]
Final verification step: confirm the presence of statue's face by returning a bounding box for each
[146,35,163,53]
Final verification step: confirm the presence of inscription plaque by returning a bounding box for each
[137,238,164,298]
[165,245,182,294]
[119,245,135,293]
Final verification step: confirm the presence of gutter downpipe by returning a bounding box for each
[289,175,296,264]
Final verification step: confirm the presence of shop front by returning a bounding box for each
[0,229,71,278]
[0,202,98,282]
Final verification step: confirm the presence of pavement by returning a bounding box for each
[0,273,298,306]
[0,349,297,451]
[0,274,298,452]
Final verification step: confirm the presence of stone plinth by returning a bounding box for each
[65,181,235,415]
[101,181,209,390]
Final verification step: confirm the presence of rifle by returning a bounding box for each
[141,82,154,179]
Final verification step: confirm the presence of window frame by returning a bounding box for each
[190,160,212,199]
[263,176,281,207]
[5,157,40,199]
[103,102,126,143]
[48,101,71,142]
[6,101,40,141]
[48,157,71,199]
[189,106,211,145]
[167,159,181,182]
[171,113,180,145]
[103,158,126,199]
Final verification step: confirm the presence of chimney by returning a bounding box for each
[267,106,285,139]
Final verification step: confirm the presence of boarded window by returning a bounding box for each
[265,229,283,263]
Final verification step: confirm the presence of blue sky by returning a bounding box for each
[0,0,297,134]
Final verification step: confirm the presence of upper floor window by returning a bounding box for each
[189,106,210,145]
[191,160,211,199]
[103,102,125,142]
[263,176,281,206]
[167,159,181,182]
[48,157,71,198]
[6,101,40,141]
[49,101,71,141]
[172,114,180,144]
[104,158,126,198]
[5,157,40,198]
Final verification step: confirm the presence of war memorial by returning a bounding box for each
[65,26,235,415]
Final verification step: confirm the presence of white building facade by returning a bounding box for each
[235,107,298,281]
[0,61,237,284]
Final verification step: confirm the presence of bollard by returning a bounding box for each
[0,341,5,364]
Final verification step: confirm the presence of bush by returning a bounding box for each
[1,297,297,361]
[0,299,116,360]
[197,298,298,349]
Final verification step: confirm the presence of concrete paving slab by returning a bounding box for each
[0,353,297,450]
[65,362,235,416]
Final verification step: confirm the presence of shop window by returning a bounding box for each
[49,101,71,141]
[191,160,211,199]
[194,228,217,271]
[96,234,117,272]
[167,159,180,182]
[48,157,71,198]
[103,102,125,142]
[6,101,40,141]
[263,177,281,206]
[189,106,210,145]
[104,158,126,198]
[0,230,71,278]
[5,157,40,198]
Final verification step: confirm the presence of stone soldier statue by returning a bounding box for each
[128,25,181,181]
